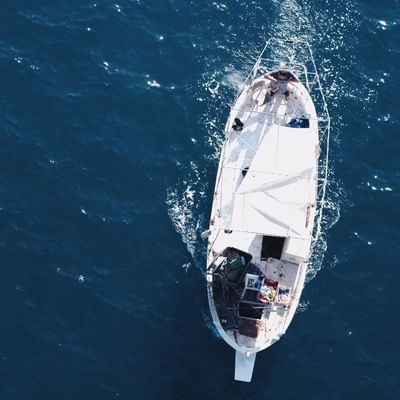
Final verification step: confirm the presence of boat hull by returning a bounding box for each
[205,38,329,382]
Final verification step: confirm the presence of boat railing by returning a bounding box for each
[212,38,331,252]
[231,38,330,116]
[255,38,331,246]
[226,106,324,128]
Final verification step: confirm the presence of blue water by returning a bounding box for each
[0,0,399,399]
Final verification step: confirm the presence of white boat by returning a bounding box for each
[205,38,331,382]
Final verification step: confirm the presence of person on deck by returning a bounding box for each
[264,64,299,100]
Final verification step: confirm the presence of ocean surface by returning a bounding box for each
[0,0,399,399]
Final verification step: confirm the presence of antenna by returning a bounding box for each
[251,59,261,82]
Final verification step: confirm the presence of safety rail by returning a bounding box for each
[208,37,331,254]
[256,38,331,247]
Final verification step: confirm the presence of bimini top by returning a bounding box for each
[220,124,318,239]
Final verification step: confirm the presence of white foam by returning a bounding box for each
[147,80,161,88]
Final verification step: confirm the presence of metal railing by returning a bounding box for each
[236,38,332,246]
[208,37,331,252]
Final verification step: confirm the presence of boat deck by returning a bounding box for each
[223,82,312,175]
[207,76,318,352]
[211,245,302,350]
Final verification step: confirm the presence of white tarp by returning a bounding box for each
[220,124,318,238]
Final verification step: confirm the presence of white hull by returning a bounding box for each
[206,39,330,382]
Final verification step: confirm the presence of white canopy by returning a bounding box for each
[220,124,318,238]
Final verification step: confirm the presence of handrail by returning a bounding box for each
[228,106,322,121]
[252,38,332,246]
[211,37,331,248]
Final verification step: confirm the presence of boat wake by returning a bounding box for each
[166,160,209,271]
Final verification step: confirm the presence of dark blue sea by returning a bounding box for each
[0,0,399,399]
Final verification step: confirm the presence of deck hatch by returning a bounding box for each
[261,236,285,260]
